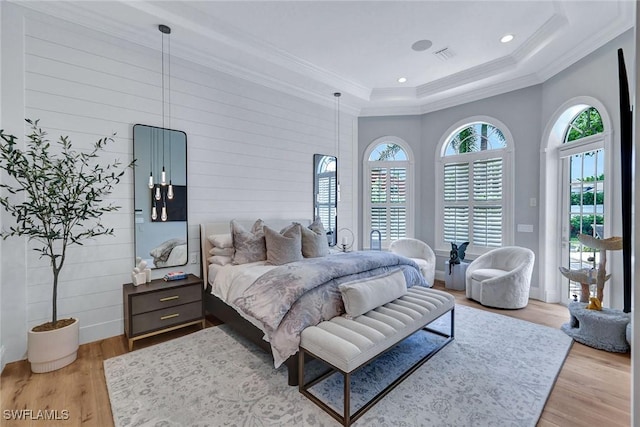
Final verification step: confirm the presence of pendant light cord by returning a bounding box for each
[161,29,166,168]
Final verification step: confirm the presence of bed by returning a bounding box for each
[149,238,188,268]
[199,219,429,385]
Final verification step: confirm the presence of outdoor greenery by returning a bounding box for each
[569,215,604,239]
[565,107,603,142]
[450,123,506,154]
[570,190,604,206]
[375,143,402,161]
[0,120,133,327]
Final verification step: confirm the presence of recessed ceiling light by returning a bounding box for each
[398,77,407,83]
[500,34,514,43]
[411,39,433,52]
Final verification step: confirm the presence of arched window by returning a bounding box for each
[436,118,513,254]
[363,137,414,249]
[559,106,606,301]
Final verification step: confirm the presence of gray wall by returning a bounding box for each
[357,115,422,241]
[358,28,634,304]
[419,85,543,287]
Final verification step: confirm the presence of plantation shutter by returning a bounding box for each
[369,166,408,244]
[317,174,336,234]
[443,162,470,243]
[473,158,502,247]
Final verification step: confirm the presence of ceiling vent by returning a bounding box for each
[433,47,455,61]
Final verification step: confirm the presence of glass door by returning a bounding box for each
[561,149,605,302]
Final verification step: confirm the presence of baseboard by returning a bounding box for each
[434,270,445,283]
[79,319,123,345]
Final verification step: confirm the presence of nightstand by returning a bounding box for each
[123,274,205,351]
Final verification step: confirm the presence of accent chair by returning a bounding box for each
[389,238,436,287]
[465,246,535,309]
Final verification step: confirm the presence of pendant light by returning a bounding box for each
[161,191,168,222]
[334,92,341,202]
[148,128,154,188]
[166,29,174,200]
[160,24,170,187]
[151,198,158,221]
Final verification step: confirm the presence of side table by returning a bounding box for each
[444,260,470,291]
[123,273,205,351]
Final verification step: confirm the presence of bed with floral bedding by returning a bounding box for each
[200,219,428,385]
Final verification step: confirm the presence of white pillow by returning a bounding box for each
[339,269,407,318]
[208,255,233,266]
[209,247,234,256]
[208,233,233,249]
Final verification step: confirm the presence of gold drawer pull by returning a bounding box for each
[160,296,179,302]
[160,313,180,321]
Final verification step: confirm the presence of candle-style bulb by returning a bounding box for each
[151,205,157,221]
[161,205,168,221]
[167,182,174,200]
[148,173,154,189]
[155,186,161,200]
[161,167,166,186]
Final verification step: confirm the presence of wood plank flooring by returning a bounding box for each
[0,283,630,426]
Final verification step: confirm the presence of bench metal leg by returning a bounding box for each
[299,308,455,427]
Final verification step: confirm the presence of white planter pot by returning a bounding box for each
[28,318,79,373]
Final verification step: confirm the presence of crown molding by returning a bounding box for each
[8,0,634,119]
[536,1,634,82]
[360,74,542,117]
[511,13,567,63]
[123,1,371,101]
[416,56,517,99]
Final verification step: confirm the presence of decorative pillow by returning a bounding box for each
[231,219,266,264]
[339,269,407,318]
[149,238,187,263]
[207,233,233,249]
[264,224,303,265]
[208,255,233,266]
[299,218,329,258]
[208,246,234,256]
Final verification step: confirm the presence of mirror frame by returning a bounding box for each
[133,124,188,269]
[313,153,337,247]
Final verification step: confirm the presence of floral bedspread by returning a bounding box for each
[233,251,427,367]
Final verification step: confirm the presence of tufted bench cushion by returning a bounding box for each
[301,286,454,373]
[299,286,455,426]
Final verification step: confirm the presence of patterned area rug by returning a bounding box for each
[104,305,572,426]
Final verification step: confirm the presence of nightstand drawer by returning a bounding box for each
[131,301,203,336]
[131,283,201,315]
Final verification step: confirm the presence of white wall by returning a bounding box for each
[0,3,357,364]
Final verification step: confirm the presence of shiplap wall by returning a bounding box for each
[1,3,356,363]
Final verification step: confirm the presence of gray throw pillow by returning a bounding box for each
[231,219,267,264]
[299,218,329,258]
[264,224,303,265]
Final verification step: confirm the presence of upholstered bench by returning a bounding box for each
[299,280,455,427]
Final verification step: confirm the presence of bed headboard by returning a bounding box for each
[200,219,311,286]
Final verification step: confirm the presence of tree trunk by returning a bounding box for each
[52,269,59,326]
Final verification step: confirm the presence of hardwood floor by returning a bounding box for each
[0,284,630,426]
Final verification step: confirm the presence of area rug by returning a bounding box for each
[104,305,572,426]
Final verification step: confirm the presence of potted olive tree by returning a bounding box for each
[0,120,133,373]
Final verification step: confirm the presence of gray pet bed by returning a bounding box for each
[562,302,630,353]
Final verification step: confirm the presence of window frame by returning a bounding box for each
[363,136,415,250]
[435,116,515,258]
